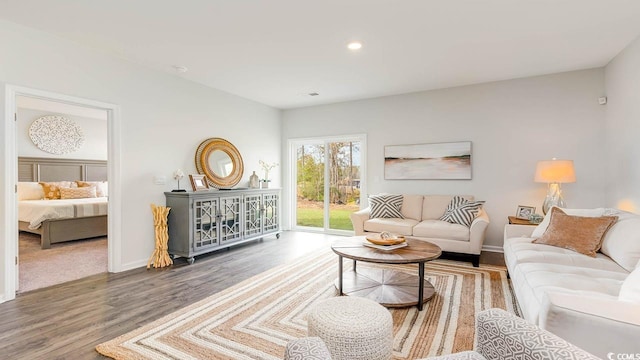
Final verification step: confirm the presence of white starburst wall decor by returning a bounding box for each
[29,115,85,155]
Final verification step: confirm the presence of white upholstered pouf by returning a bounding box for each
[306,297,393,360]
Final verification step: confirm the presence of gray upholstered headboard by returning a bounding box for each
[18,157,107,182]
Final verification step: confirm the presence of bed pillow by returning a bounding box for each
[532,207,618,257]
[39,181,75,200]
[76,180,108,197]
[369,194,404,219]
[439,195,485,227]
[60,186,97,199]
[17,182,45,200]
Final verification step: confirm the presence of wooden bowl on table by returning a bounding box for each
[365,232,406,246]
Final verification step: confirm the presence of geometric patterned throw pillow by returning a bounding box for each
[439,195,485,227]
[60,186,97,199]
[369,194,404,219]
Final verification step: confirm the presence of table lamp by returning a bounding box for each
[534,158,576,214]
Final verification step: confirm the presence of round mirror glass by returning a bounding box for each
[195,138,244,188]
[209,150,234,178]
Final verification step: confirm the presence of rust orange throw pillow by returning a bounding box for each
[39,181,74,200]
[533,207,618,257]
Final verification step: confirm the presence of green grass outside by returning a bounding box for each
[297,208,354,230]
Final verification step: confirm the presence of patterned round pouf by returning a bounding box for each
[306,296,393,360]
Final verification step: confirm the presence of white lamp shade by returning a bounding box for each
[534,159,576,183]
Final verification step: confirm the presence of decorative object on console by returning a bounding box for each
[147,204,173,269]
[189,174,209,191]
[440,195,485,227]
[368,194,404,219]
[259,160,279,183]
[195,137,244,188]
[29,115,85,155]
[249,171,259,189]
[260,179,270,189]
[534,158,576,214]
[532,207,618,257]
[384,141,471,180]
[515,205,535,220]
[172,169,186,192]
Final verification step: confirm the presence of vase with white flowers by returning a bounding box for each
[172,169,186,192]
[259,160,278,188]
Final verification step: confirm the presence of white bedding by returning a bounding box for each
[18,197,108,230]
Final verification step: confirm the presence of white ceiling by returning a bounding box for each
[2,0,640,109]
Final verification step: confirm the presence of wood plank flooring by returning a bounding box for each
[0,231,504,359]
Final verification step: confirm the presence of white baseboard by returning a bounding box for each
[482,245,504,253]
[120,259,149,272]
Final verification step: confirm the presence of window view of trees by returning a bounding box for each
[296,142,361,231]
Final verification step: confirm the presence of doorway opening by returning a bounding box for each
[16,96,108,293]
[290,135,366,235]
[3,84,121,302]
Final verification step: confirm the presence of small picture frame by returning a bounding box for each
[189,174,209,191]
[515,205,535,220]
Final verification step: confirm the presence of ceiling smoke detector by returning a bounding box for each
[308,92,320,96]
[173,65,188,73]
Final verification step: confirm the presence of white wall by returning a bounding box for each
[605,34,640,214]
[282,69,608,248]
[17,108,108,160]
[0,20,281,298]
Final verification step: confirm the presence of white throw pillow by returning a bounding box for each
[17,182,44,200]
[531,207,606,238]
[619,262,640,303]
[601,210,640,272]
[76,180,108,197]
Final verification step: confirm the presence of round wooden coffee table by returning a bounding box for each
[331,236,441,311]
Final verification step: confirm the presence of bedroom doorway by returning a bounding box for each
[15,96,109,293]
[2,85,122,302]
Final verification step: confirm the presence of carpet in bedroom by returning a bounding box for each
[18,232,107,293]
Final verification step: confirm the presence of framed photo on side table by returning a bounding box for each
[515,205,535,220]
[189,174,209,191]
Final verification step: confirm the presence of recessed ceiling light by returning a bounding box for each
[347,41,362,50]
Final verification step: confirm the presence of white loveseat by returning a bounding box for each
[503,207,640,359]
[351,195,490,266]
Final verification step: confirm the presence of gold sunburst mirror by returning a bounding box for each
[195,138,244,188]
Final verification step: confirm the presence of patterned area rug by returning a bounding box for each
[96,247,518,360]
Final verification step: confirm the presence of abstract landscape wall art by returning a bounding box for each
[384,141,472,180]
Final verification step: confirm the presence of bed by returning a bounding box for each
[18,157,108,249]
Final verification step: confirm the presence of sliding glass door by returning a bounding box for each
[291,135,365,234]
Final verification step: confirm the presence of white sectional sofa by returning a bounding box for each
[351,195,490,266]
[503,207,640,359]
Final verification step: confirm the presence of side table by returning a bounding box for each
[507,216,537,226]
